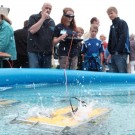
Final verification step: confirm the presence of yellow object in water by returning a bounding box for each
[26,106,110,127]
[0,99,20,106]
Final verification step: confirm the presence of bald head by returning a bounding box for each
[42,3,52,15]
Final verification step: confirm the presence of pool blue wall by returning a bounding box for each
[0,69,135,87]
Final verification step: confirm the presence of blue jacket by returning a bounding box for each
[82,38,103,57]
[0,20,17,60]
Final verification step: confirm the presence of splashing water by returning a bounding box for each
[64,69,68,96]
[26,93,54,118]
[63,69,96,122]
[26,106,54,118]
[72,101,95,122]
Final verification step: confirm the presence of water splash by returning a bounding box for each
[25,93,55,118]
[64,69,68,96]
[72,100,95,122]
[26,106,54,118]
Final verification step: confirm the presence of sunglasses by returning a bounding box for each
[64,14,75,18]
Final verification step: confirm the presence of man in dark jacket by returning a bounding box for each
[107,6,130,73]
[27,2,55,68]
[14,20,28,68]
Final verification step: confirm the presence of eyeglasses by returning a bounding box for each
[64,14,75,18]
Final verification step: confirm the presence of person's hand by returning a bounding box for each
[59,33,67,41]
[41,10,49,20]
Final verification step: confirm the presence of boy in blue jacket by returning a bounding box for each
[82,24,103,71]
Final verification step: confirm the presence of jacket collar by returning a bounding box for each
[112,17,120,25]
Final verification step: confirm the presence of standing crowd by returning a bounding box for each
[0,3,135,73]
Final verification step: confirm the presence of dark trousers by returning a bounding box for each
[111,54,128,73]
[13,55,28,68]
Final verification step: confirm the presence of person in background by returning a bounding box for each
[99,34,108,71]
[0,11,16,68]
[83,17,100,41]
[100,34,108,50]
[27,2,55,68]
[76,27,84,70]
[105,48,112,72]
[99,35,112,72]
[82,24,103,71]
[129,34,135,73]
[107,6,130,73]
[53,7,80,70]
[13,20,28,68]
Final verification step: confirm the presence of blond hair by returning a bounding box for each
[77,27,84,34]
[100,34,106,40]
[90,24,98,32]
[107,6,118,14]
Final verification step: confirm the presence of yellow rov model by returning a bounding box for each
[26,106,110,128]
[10,97,111,130]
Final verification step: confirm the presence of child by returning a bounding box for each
[83,17,100,41]
[82,24,103,71]
[100,34,109,71]
[76,27,84,70]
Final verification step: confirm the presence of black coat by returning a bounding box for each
[108,17,130,54]
[14,27,28,56]
[27,13,55,55]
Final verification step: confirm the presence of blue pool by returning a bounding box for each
[0,69,135,135]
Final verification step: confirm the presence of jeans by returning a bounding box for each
[111,54,128,73]
[28,52,51,68]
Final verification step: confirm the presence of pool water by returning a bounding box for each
[0,83,135,135]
